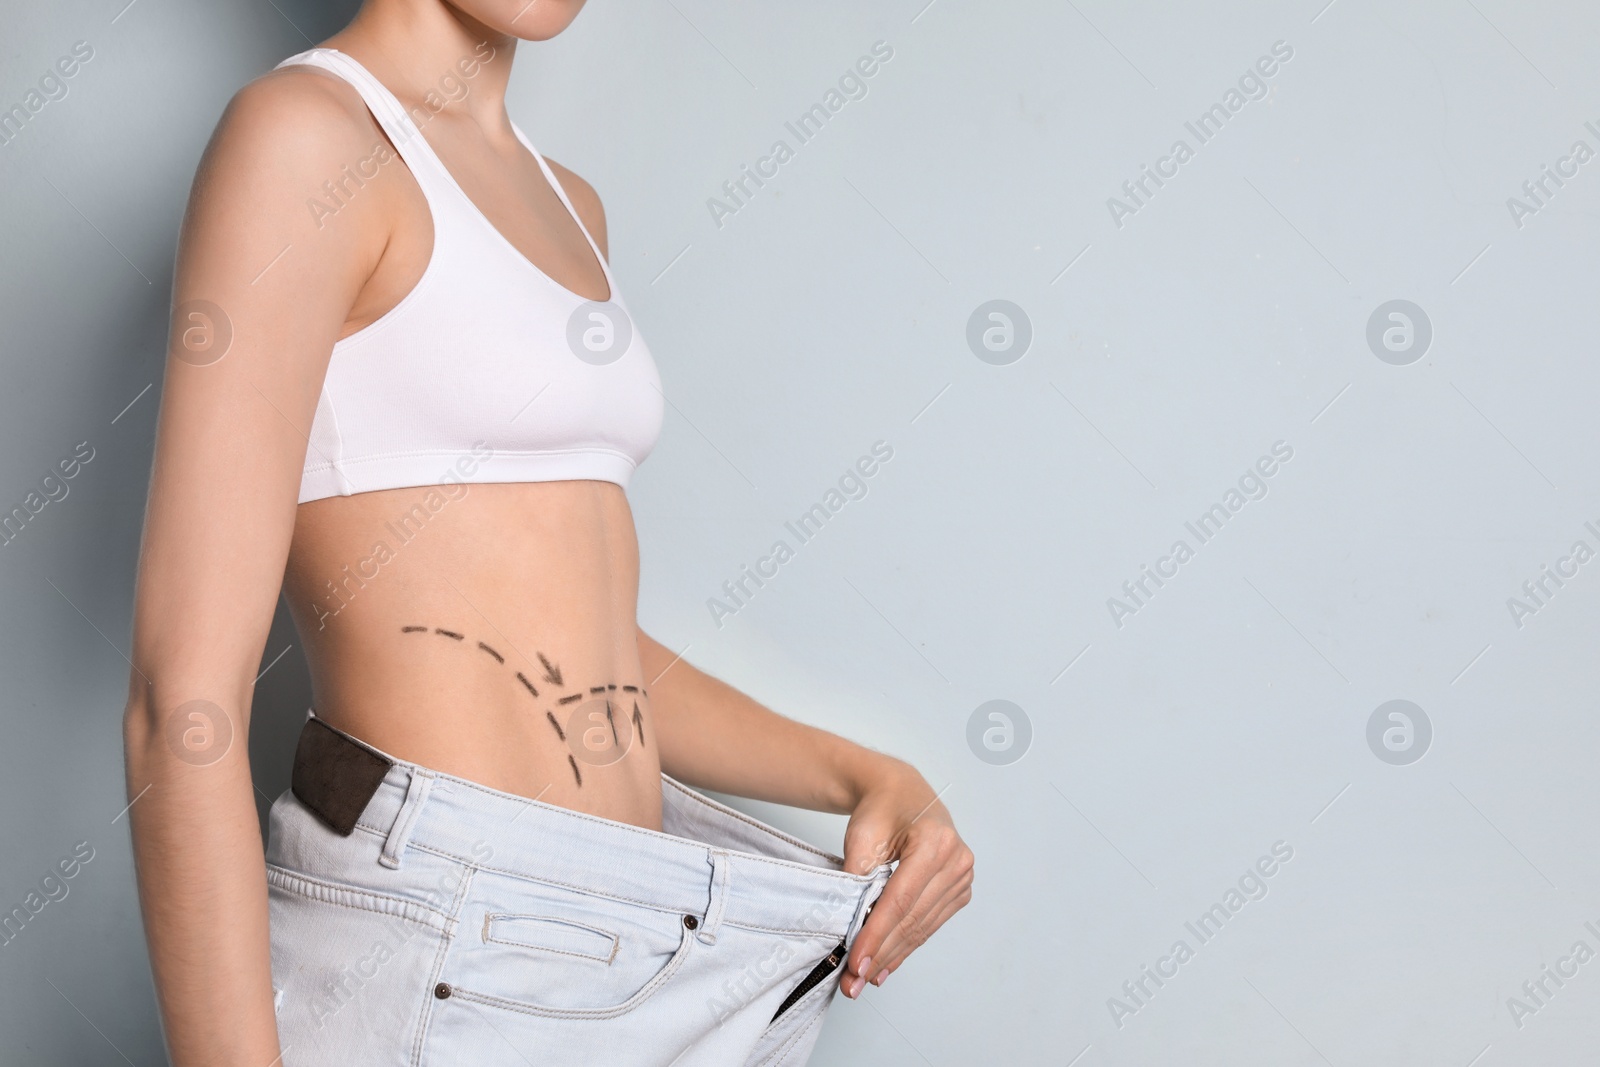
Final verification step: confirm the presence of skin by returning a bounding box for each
[122,0,972,1061]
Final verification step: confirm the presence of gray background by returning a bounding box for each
[1,0,1595,1063]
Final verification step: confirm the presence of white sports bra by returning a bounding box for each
[274,48,663,504]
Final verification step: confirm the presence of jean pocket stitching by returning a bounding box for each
[265,862,453,934]
[446,919,694,1020]
[482,912,620,964]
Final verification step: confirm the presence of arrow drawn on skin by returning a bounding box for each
[632,701,645,747]
[605,700,618,746]
[538,652,563,687]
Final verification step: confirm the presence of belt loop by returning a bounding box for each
[379,768,434,870]
[699,849,730,945]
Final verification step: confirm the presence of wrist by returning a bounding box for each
[831,743,921,812]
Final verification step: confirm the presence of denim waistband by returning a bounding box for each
[313,714,889,940]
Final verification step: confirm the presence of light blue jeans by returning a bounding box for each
[265,719,891,1066]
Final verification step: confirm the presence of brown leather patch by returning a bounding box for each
[291,717,392,836]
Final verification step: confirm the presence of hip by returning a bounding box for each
[265,714,891,1067]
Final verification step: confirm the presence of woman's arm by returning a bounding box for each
[564,170,972,1001]
[123,69,396,1064]
[637,629,974,998]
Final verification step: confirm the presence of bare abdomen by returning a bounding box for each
[282,479,663,829]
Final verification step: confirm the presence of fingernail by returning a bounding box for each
[856,955,873,976]
[873,968,889,986]
[846,973,864,998]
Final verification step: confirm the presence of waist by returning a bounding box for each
[307,695,664,829]
[283,480,656,824]
[303,627,662,825]
[275,713,889,938]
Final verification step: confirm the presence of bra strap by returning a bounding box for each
[273,47,450,199]
[510,120,616,295]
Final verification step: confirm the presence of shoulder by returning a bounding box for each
[175,60,404,312]
[220,62,376,151]
[190,62,387,209]
[543,156,608,254]
[180,61,404,280]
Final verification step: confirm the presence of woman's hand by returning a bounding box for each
[838,762,974,997]
[634,639,973,994]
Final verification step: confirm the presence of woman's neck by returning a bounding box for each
[327,0,519,133]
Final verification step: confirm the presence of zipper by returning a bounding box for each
[769,939,848,1023]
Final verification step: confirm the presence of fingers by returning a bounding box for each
[865,845,975,982]
[868,876,972,983]
[842,848,939,996]
[841,826,973,998]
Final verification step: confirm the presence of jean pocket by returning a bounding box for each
[483,913,620,963]
[439,873,694,1019]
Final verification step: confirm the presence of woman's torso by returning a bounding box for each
[283,483,660,827]
[277,40,664,829]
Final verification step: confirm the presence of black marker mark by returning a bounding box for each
[516,672,539,698]
[538,652,563,687]
[477,642,504,664]
[545,710,565,742]
[557,693,583,706]
[401,625,428,633]
[632,701,645,747]
[607,683,618,690]
[622,685,638,693]
[435,628,464,641]
[567,754,582,787]
[589,686,607,694]
[605,700,618,745]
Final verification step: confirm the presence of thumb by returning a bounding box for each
[842,816,896,877]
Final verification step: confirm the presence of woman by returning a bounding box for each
[122,0,973,1064]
